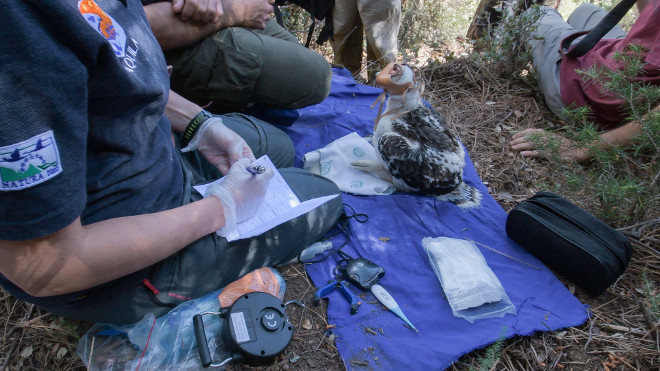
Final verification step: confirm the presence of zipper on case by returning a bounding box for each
[526,197,626,270]
[514,204,620,274]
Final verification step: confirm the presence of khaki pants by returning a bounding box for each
[525,4,626,117]
[166,18,332,113]
[330,0,401,77]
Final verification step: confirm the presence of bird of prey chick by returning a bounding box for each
[351,62,482,209]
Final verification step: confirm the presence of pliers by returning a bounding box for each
[313,279,360,314]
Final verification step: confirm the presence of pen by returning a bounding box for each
[247,165,267,175]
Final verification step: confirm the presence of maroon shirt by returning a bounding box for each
[560,4,660,129]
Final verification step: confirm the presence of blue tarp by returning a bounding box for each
[254,68,589,370]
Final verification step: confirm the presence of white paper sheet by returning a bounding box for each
[194,155,338,242]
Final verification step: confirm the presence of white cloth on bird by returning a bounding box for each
[303,132,396,196]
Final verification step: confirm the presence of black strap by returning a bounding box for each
[304,0,316,47]
[562,0,637,57]
[316,11,334,45]
[274,4,284,27]
[273,1,334,47]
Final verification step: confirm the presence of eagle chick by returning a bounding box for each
[352,62,482,209]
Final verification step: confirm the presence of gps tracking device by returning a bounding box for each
[193,292,294,368]
[343,257,385,290]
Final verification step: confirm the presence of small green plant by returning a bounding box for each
[470,327,506,371]
[470,0,542,80]
[400,0,479,59]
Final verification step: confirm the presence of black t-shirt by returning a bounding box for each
[0,0,183,303]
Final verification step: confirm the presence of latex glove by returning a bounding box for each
[204,158,274,237]
[181,116,255,174]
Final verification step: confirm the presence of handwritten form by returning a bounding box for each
[194,155,338,242]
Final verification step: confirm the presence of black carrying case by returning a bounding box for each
[506,191,632,296]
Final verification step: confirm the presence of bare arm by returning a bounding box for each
[166,89,205,132]
[143,0,274,51]
[0,198,224,297]
[172,0,223,23]
[144,2,223,50]
[597,120,643,149]
[511,120,644,162]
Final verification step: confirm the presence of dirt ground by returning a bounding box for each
[1,58,659,370]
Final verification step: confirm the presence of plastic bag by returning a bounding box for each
[422,237,516,322]
[77,267,285,371]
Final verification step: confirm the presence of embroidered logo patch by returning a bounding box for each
[79,0,127,57]
[0,131,62,191]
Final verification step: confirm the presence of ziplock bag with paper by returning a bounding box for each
[422,237,515,322]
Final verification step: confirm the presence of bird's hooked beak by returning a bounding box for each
[375,62,415,95]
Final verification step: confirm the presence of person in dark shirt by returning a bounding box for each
[0,0,342,325]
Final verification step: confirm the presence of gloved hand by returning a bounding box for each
[204,158,274,237]
[181,116,255,174]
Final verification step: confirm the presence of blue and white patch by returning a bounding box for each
[79,0,127,57]
[0,131,62,191]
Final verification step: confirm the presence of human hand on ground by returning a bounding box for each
[510,128,590,163]
[181,116,255,174]
[172,0,224,23]
[220,0,274,29]
[205,158,274,236]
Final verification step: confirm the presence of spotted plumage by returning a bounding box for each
[352,63,482,209]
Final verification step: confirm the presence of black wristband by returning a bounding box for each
[181,110,212,148]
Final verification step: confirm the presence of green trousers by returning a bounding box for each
[166,19,332,113]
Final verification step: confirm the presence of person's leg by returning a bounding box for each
[219,113,295,169]
[524,6,577,116]
[358,0,401,77]
[248,19,332,110]
[330,0,365,76]
[166,19,331,113]
[566,3,627,39]
[48,168,342,325]
[140,166,342,315]
[115,170,342,324]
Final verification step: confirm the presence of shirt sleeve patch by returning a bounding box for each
[0,130,63,191]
